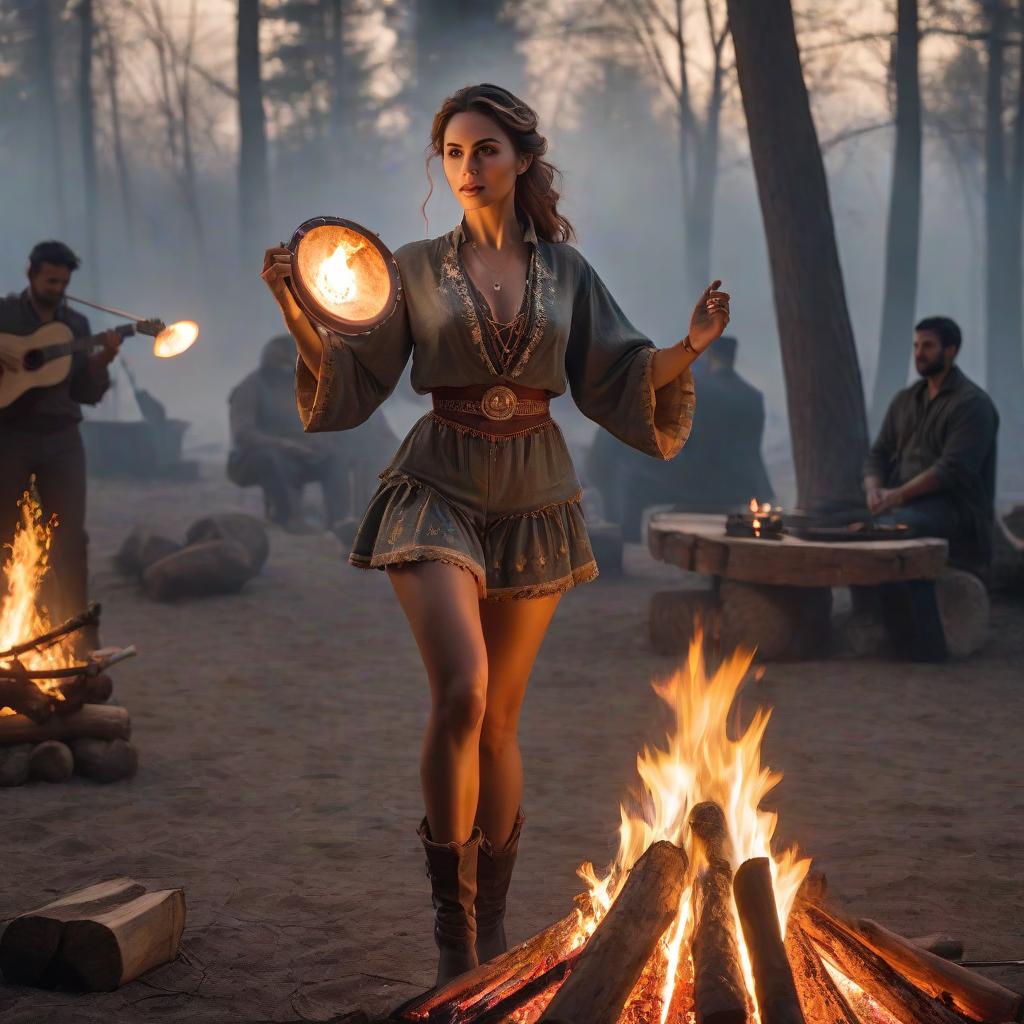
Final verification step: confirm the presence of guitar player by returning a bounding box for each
[0,240,120,653]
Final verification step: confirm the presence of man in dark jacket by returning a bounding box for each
[228,335,396,530]
[0,241,120,650]
[864,316,999,572]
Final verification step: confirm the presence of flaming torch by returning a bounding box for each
[284,216,401,335]
[65,295,199,361]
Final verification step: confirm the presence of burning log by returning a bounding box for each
[850,917,1024,1023]
[784,923,857,1024]
[732,858,805,1024]
[798,905,967,1024]
[538,840,689,1024]
[0,703,130,747]
[0,670,53,721]
[28,740,74,783]
[688,802,750,1024]
[394,909,582,1021]
[467,951,580,1024]
[0,877,185,991]
[54,672,113,716]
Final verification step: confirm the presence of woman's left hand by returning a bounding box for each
[687,280,731,354]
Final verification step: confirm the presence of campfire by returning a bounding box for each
[391,635,1023,1024]
[1,489,138,785]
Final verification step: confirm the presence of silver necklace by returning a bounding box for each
[470,240,518,292]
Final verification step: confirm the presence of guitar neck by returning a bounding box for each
[36,322,137,363]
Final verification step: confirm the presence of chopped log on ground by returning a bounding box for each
[649,590,718,656]
[934,568,990,657]
[143,539,255,600]
[466,951,580,1024]
[539,841,689,1024]
[186,512,269,573]
[784,923,857,1024]
[732,858,805,1024]
[719,581,831,661]
[909,934,964,961]
[0,704,130,747]
[688,802,749,1024]
[0,743,32,786]
[394,909,582,1020]
[28,740,74,782]
[0,878,147,986]
[115,528,182,578]
[58,887,185,990]
[851,917,1023,1023]
[70,738,138,783]
[798,905,967,1024]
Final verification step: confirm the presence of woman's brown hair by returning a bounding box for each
[424,83,575,244]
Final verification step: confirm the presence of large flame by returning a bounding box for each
[575,629,810,1019]
[0,489,72,714]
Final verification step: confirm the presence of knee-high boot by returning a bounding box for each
[475,809,524,963]
[418,818,481,987]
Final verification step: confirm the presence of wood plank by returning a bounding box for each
[648,514,947,587]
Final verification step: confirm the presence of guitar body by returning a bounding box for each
[0,322,75,409]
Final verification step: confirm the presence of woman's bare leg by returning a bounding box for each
[388,561,488,845]
[476,594,561,847]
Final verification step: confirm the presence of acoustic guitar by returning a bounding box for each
[0,318,165,408]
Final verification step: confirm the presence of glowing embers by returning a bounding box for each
[287,217,400,334]
[726,499,785,540]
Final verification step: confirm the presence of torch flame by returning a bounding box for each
[314,240,365,307]
[1,490,72,714]
[153,320,199,358]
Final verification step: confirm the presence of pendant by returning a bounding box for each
[493,281,502,291]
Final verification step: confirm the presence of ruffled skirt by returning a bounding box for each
[350,413,597,600]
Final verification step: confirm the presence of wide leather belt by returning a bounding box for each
[432,384,550,422]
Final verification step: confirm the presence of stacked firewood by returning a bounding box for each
[389,803,1024,1024]
[0,606,138,787]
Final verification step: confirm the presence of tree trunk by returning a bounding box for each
[101,16,137,258]
[724,0,869,510]
[77,0,99,290]
[869,0,922,433]
[237,0,270,262]
[29,1,68,232]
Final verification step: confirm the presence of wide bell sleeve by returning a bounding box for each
[295,290,413,433]
[565,256,695,460]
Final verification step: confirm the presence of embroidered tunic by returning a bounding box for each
[295,218,696,600]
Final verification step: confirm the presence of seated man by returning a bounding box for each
[864,316,999,573]
[228,335,396,530]
[585,335,773,540]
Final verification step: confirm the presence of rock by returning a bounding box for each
[0,744,32,787]
[935,567,990,657]
[28,740,74,782]
[70,738,139,783]
[186,513,269,574]
[115,528,182,578]
[142,539,254,601]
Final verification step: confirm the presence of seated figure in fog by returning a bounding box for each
[227,335,396,531]
[864,316,998,573]
[585,335,773,540]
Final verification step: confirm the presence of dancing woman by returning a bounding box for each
[261,83,730,986]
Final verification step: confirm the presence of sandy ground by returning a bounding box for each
[1,468,1022,1023]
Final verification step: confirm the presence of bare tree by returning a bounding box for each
[77,0,100,286]
[237,0,269,261]
[870,0,922,432]
[726,0,869,509]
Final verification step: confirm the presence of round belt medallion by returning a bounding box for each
[481,385,518,421]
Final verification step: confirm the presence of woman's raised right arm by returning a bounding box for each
[260,246,322,375]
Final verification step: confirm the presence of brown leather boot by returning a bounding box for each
[418,818,481,987]
[475,809,524,963]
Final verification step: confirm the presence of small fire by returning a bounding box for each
[748,498,772,538]
[575,629,810,1017]
[153,319,199,358]
[314,239,365,306]
[0,490,72,715]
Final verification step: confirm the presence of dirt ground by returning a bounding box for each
[2,469,1022,1023]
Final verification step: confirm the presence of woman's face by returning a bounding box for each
[442,110,531,213]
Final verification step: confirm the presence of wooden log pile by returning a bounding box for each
[1,608,139,786]
[387,805,1024,1024]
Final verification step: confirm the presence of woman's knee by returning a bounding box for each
[432,667,488,739]
[479,708,519,759]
